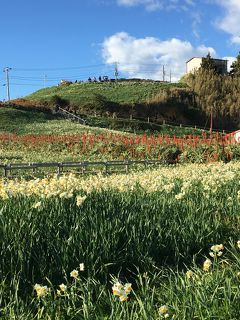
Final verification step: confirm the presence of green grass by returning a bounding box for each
[24,80,208,137]
[26,81,186,106]
[0,106,56,134]
[0,105,207,137]
[87,116,207,136]
[0,106,130,135]
[1,164,240,318]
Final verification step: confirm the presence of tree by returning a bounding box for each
[201,53,217,73]
[230,52,240,76]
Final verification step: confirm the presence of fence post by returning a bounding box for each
[125,161,129,173]
[57,163,62,175]
[144,160,148,168]
[4,165,7,178]
[31,163,37,174]
[81,163,84,174]
[105,162,108,174]
[1,158,167,178]
[180,124,182,128]
[147,117,150,123]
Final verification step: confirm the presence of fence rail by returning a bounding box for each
[0,159,176,177]
[58,107,86,124]
[56,106,231,134]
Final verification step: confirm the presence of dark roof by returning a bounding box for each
[186,57,228,64]
[186,57,201,63]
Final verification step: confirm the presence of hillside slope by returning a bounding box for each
[25,80,204,126]
[0,105,134,135]
[26,80,186,106]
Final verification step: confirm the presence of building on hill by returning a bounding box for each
[186,57,228,75]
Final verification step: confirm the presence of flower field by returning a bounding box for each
[1,162,240,319]
[0,131,240,165]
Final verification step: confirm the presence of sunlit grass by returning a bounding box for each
[1,162,240,318]
[27,81,185,106]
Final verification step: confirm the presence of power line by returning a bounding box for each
[12,64,107,71]
[10,83,43,86]
[11,62,171,72]
[5,63,176,95]
[13,67,172,77]
[10,63,174,78]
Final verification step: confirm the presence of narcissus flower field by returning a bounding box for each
[1,162,240,319]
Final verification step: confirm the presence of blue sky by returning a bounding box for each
[0,0,239,100]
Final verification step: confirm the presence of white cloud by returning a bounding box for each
[191,11,201,39]
[117,0,194,11]
[215,0,240,44]
[117,0,162,11]
[102,32,216,81]
[223,56,236,72]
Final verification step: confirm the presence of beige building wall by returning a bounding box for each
[186,58,202,73]
[186,57,228,74]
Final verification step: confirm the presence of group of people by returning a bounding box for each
[87,76,109,82]
[59,76,112,86]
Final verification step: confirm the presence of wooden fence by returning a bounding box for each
[58,107,86,124]
[0,159,176,178]
[57,107,231,134]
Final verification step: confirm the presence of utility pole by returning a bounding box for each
[2,84,6,102]
[162,65,165,82]
[114,62,119,82]
[169,70,172,83]
[3,67,11,101]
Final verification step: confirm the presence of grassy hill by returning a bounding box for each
[24,79,207,129]
[26,80,186,106]
[0,77,215,137]
[0,79,217,137]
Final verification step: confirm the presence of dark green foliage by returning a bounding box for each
[200,53,228,75]
[49,95,69,107]
[230,52,240,76]
[81,93,114,116]
[201,53,217,73]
